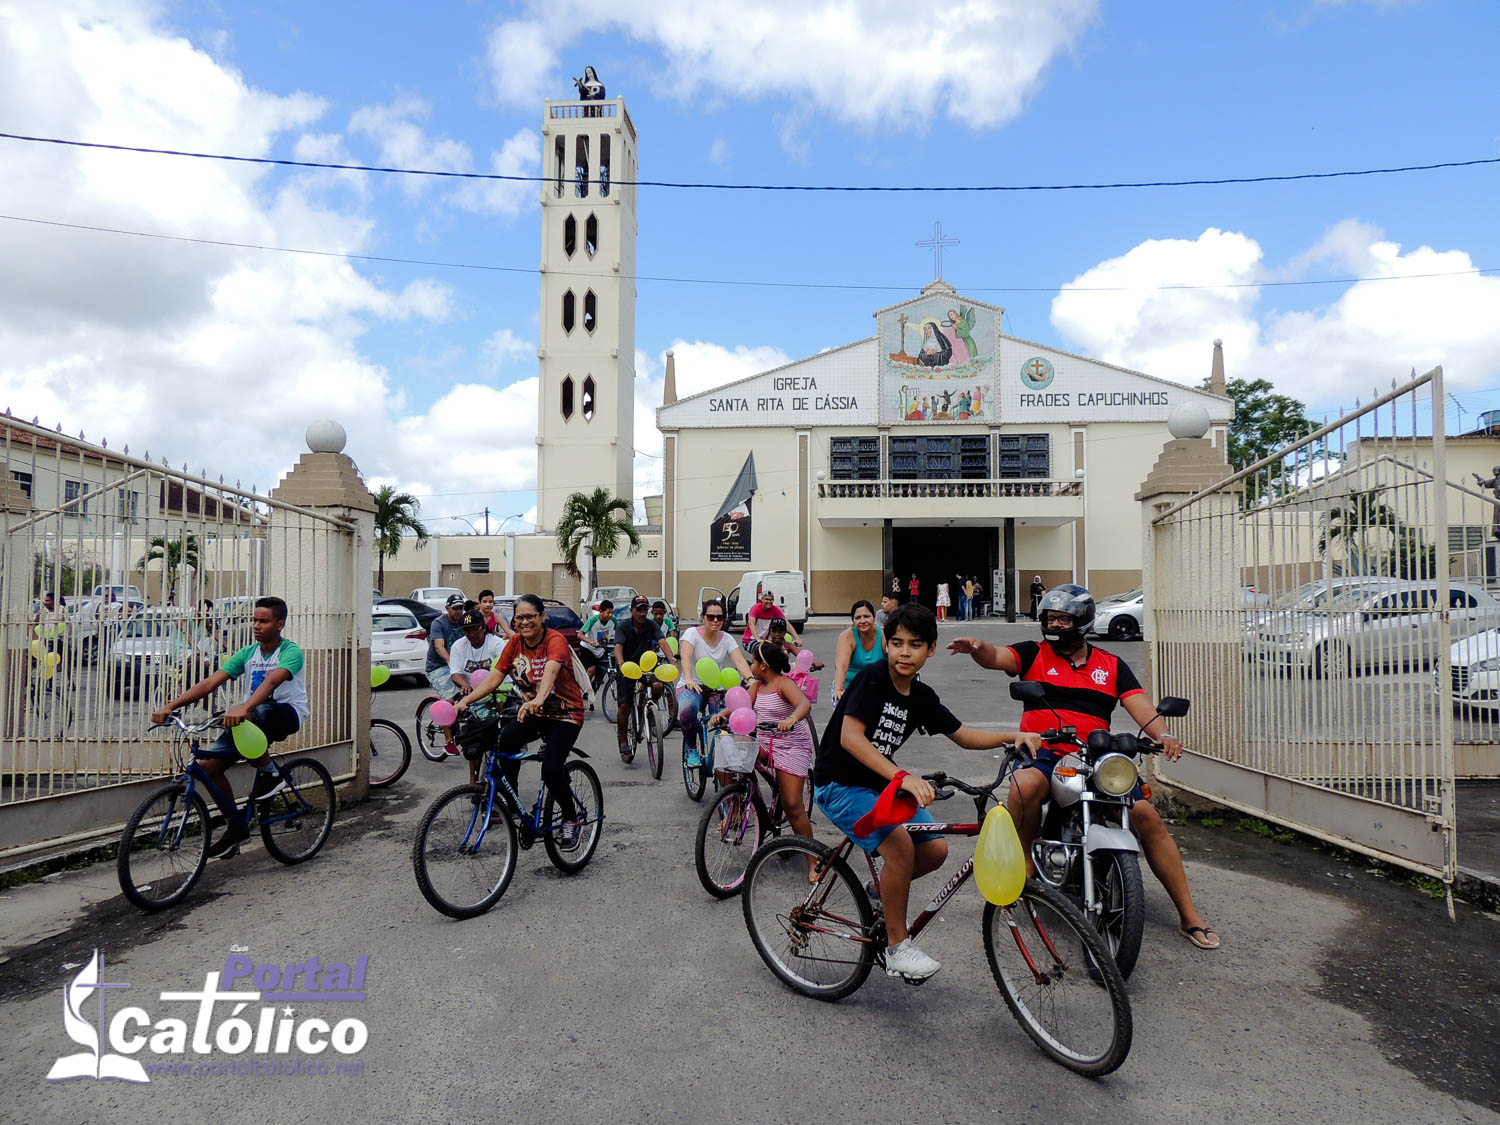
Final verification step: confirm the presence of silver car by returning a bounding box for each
[1249,579,1500,677]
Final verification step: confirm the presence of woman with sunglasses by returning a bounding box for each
[677,598,753,768]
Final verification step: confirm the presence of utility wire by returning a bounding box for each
[2,212,1495,296]
[3,131,1498,192]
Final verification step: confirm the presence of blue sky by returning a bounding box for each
[2,0,1497,529]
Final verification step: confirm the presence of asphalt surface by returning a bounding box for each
[1,622,1496,1123]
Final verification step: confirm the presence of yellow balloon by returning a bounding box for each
[974,805,1026,906]
[621,661,642,680]
[29,640,43,660]
[655,663,679,683]
[639,650,658,672]
[40,662,55,680]
[232,721,269,760]
[369,664,391,688]
[47,651,61,666]
[665,637,679,655]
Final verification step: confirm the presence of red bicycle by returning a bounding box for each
[739,763,1132,1076]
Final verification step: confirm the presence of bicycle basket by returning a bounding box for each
[457,710,501,761]
[713,730,759,774]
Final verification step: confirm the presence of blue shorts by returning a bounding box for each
[195,702,301,762]
[816,778,940,855]
[1025,754,1144,801]
[426,666,456,695]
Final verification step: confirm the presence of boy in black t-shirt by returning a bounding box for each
[814,602,1041,982]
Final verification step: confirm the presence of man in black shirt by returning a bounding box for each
[815,602,1040,982]
[613,595,674,762]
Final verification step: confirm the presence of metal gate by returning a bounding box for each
[1147,366,1470,897]
[1,417,359,858]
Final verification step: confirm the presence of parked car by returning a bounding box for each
[107,608,218,699]
[70,595,145,662]
[409,586,466,611]
[492,596,585,651]
[582,585,639,619]
[376,596,440,630]
[1090,588,1145,641]
[372,605,428,683]
[1444,629,1500,712]
[91,583,144,603]
[725,570,809,631]
[1249,579,1500,677]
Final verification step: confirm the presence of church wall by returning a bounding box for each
[671,426,803,575]
[1080,421,1173,578]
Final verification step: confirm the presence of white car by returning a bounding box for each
[1089,588,1145,641]
[1445,628,1500,711]
[409,586,466,611]
[582,585,638,619]
[372,606,428,683]
[107,609,218,699]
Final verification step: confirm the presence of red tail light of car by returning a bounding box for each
[406,629,428,640]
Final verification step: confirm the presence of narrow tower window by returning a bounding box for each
[563,214,576,257]
[585,214,598,257]
[553,135,565,198]
[581,376,596,422]
[562,290,575,333]
[599,134,611,196]
[561,376,575,420]
[583,290,597,334]
[575,135,589,198]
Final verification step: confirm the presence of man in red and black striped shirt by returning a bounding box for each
[949,584,1219,951]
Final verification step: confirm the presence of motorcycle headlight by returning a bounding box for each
[1093,753,1139,797]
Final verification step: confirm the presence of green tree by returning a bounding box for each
[1317,489,1411,576]
[373,486,430,594]
[1207,376,1319,505]
[137,533,201,596]
[555,487,640,593]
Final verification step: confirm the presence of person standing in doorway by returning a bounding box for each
[1028,575,1046,620]
[935,580,950,622]
[908,573,920,604]
[959,576,973,621]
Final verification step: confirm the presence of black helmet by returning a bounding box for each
[1037,584,1095,646]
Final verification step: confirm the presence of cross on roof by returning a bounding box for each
[916,221,959,281]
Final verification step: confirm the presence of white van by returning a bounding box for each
[727,570,809,632]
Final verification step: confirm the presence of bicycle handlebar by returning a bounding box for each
[151,711,224,734]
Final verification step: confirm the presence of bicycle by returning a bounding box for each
[581,642,619,723]
[116,713,336,912]
[368,717,412,788]
[23,673,74,739]
[740,763,1132,1077]
[414,690,460,763]
[694,720,817,898]
[412,693,605,919]
[680,688,726,802]
[621,666,672,779]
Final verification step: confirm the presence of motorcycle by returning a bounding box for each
[1008,680,1190,979]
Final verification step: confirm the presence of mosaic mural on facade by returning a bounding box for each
[878,298,997,423]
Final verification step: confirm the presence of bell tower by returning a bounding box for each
[536,76,638,530]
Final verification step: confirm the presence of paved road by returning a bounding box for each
[2,622,1496,1123]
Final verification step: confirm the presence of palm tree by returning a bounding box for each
[373,486,430,594]
[555,487,640,593]
[1317,489,1399,575]
[138,533,201,598]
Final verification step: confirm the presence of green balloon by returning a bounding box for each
[232,721,269,760]
[718,666,742,690]
[695,656,720,685]
[665,637,679,655]
[370,664,391,688]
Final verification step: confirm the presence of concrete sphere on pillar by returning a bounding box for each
[1168,403,1211,440]
[305,420,347,454]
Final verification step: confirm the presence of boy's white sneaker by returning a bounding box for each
[884,939,940,981]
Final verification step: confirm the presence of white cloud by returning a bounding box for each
[707,138,731,164]
[666,340,796,399]
[485,1,1098,135]
[481,328,536,373]
[449,129,541,218]
[1050,223,1500,410]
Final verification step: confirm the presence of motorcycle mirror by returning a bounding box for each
[1156,696,1190,719]
[1085,730,1113,754]
[1010,681,1047,702]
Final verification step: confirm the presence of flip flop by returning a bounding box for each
[1181,925,1220,950]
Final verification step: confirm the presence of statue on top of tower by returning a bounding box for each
[574,66,605,101]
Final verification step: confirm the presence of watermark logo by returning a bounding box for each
[47,949,149,1083]
[45,948,370,1083]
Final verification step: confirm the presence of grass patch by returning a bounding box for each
[1199,815,1225,829]
[1409,875,1447,901]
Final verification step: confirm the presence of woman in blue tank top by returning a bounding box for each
[833,599,886,702]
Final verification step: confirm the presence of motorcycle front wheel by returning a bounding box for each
[1091,850,1145,980]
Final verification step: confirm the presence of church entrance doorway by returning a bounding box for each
[891,525,998,619]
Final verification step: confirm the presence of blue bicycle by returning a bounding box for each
[116,713,336,911]
[412,695,605,919]
[681,688,726,802]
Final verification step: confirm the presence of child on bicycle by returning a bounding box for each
[708,638,817,877]
[456,594,587,849]
[448,608,508,783]
[813,601,1042,981]
[150,596,309,859]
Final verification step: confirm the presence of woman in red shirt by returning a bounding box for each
[458,593,586,848]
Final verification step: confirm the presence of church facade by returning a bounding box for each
[657,280,1233,615]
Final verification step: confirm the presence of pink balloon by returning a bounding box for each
[729,707,758,737]
[429,700,457,727]
[794,648,815,672]
[724,686,752,713]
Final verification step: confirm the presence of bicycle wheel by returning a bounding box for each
[695,781,765,898]
[368,718,412,788]
[742,835,876,1000]
[412,783,518,918]
[117,784,210,911]
[259,759,336,864]
[414,696,450,763]
[982,879,1133,1077]
[1091,850,1145,981]
[682,729,707,802]
[542,760,604,873]
[600,678,618,724]
[645,703,664,780]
